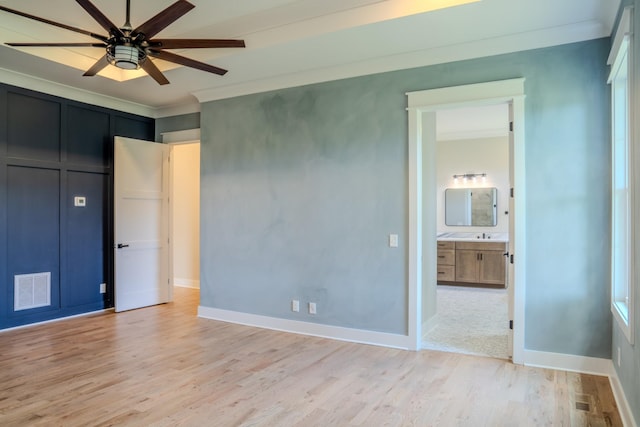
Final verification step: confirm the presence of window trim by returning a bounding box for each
[608,6,635,344]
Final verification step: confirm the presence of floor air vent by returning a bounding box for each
[14,272,51,311]
[575,402,590,412]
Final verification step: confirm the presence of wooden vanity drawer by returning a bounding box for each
[455,241,505,251]
[437,240,455,250]
[437,249,455,265]
[437,265,455,281]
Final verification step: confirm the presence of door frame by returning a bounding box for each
[161,129,201,293]
[406,79,526,364]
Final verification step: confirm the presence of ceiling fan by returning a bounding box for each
[0,0,246,85]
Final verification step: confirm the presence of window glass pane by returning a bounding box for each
[612,191,628,301]
[610,41,631,333]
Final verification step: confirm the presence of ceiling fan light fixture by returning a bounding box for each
[109,45,142,70]
[1,0,245,84]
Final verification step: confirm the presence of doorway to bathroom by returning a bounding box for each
[406,79,525,364]
[424,102,511,359]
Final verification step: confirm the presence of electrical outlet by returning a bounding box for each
[308,302,317,315]
[389,234,399,248]
[291,299,300,312]
[617,347,621,367]
[99,283,106,294]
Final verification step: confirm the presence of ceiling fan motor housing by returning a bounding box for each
[108,43,146,70]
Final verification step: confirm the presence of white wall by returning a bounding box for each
[436,136,509,233]
[172,142,201,288]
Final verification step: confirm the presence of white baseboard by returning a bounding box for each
[173,278,200,289]
[198,306,411,350]
[0,308,114,334]
[609,363,639,427]
[523,349,613,376]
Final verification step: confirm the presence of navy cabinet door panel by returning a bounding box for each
[7,93,61,162]
[115,116,154,142]
[67,106,110,167]
[7,166,61,314]
[64,171,108,308]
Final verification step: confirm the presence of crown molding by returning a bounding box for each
[194,20,608,104]
[153,101,201,118]
[0,66,155,117]
[0,19,610,118]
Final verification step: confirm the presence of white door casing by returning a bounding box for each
[114,136,171,312]
[407,78,525,364]
[507,102,515,359]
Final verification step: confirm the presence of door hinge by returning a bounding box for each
[509,121,514,132]
[510,254,514,264]
[510,187,514,198]
[509,320,513,330]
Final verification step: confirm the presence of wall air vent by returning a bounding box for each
[14,272,51,311]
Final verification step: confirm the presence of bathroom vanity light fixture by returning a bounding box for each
[453,173,487,184]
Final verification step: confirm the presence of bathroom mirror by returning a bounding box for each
[445,187,497,226]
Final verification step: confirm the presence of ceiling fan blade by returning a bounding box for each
[141,59,170,85]
[83,55,110,76]
[149,39,245,49]
[132,1,195,40]
[7,42,107,48]
[148,50,227,76]
[0,6,108,42]
[75,0,125,38]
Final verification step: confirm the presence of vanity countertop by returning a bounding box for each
[437,232,509,242]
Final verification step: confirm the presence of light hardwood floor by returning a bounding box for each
[0,287,622,426]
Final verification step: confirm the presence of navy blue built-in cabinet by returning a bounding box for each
[0,83,154,329]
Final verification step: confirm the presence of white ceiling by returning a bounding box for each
[437,103,509,141]
[0,0,621,117]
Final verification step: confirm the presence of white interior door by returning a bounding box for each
[507,103,515,358]
[114,136,171,312]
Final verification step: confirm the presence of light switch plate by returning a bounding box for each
[74,196,86,207]
[389,234,399,248]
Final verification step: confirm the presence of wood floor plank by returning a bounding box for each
[0,287,623,426]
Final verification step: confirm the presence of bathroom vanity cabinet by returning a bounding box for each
[437,240,506,287]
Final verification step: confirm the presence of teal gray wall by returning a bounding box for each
[522,42,611,357]
[199,39,612,353]
[200,78,407,333]
[155,112,200,141]
[612,1,640,424]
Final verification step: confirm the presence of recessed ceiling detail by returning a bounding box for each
[0,0,621,113]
